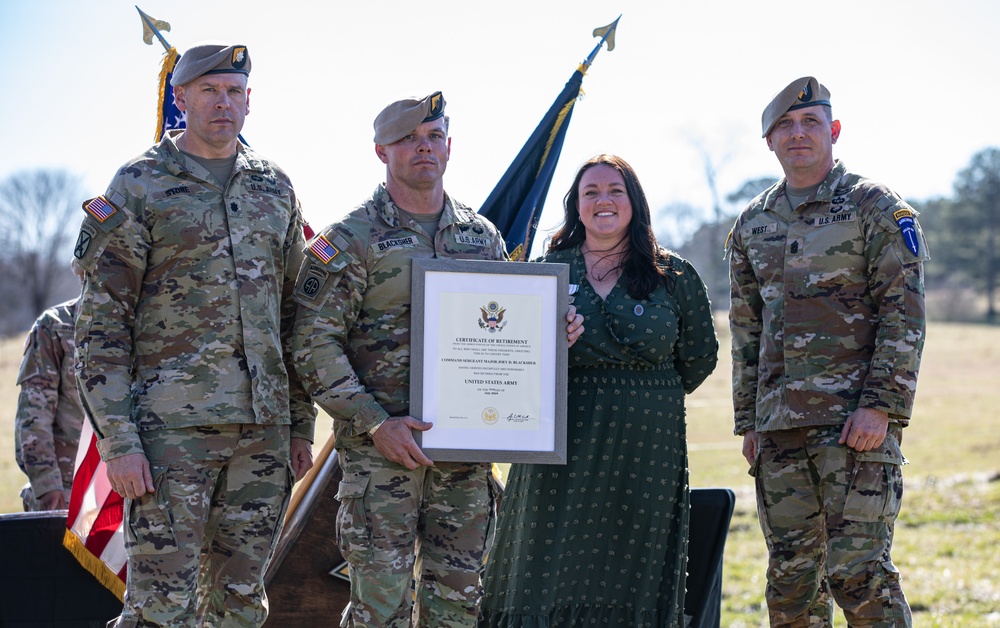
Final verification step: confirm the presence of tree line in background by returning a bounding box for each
[670,148,1000,324]
[0,148,997,335]
[0,170,84,335]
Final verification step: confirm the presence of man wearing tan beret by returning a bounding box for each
[727,77,929,626]
[74,42,315,626]
[292,92,582,627]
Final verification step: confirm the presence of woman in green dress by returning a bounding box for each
[478,154,719,627]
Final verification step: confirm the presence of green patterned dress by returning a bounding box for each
[479,245,719,627]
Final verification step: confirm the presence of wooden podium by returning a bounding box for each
[263,439,351,626]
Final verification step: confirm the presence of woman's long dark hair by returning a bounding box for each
[548,154,671,299]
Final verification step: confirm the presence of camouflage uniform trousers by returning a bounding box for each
[336,443,495,627]
[751,424,911,627]
[111,424,292,628]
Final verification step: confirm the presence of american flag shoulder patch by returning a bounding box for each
[309,235,340,264]
[83,196,118,223]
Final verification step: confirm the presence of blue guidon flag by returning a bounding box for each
[309,235,340,263]
[893,208,920,256]
[477,16,620,261]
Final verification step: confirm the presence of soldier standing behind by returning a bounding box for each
[14,260,85,512]
[73,42,315,627]
[727,77,929,627]
[292,92,583,627]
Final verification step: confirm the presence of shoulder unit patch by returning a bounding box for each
[893,208,920,256]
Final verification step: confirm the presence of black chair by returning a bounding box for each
[0,511,123,628]
[684,487,736,628]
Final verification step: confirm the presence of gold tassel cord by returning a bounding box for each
[154,47,179,142]
[536,99,576,179]
[63,529,126,601]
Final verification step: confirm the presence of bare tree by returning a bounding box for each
[0,169,84,329]
[727,176,780,207]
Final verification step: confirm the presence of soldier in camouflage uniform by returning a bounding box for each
[15,261,85,511]
[73,43,315,627]
[726,77,929,627]
[292,92,565,628]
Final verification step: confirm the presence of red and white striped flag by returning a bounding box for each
[63,419,127,600]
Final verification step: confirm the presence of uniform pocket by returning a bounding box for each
[268,463,295,550]
[124,470,178,556]
[842,430,905,523]
[335,477,372,564]
[749,453,776,540]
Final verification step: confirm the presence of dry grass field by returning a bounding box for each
[684,316,1000,626]
[1,318,997,625]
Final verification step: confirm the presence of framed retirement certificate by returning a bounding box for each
[411,258,568,463]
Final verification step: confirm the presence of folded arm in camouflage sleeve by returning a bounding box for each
[281,202,318,443]
[291,220,390,438]
[728,226,765,436]
[15,311,80,497]
[74,185,148,461]
[857,191,928,420]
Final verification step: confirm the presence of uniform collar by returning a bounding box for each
[371,183,472,229]
[763,160,849,212]
[159,130,267,181]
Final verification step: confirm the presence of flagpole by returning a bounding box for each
[582,15,620,69]
[135,6,172,53]
[477,16,621,260]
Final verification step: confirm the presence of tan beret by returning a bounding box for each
[761,76,831,137]
[171,42,251,87]
[373,92,446,145]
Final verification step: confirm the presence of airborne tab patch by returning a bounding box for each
[309,235,340,264]
[893,208,920,256]
[83,196,118,223]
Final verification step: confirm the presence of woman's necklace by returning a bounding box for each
[582,244,625,284]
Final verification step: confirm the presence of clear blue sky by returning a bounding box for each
[3,0,999,254]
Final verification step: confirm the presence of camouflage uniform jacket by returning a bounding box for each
[727,161,929,435]
[74,131,316,461]
[15,297,84,497]
[292,184,507,448]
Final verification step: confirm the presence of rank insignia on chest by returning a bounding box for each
[309,235,340,264]
[83,196,118,223]
[893,208,920,256]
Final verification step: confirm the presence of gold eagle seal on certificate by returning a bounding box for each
[482,407,499,425]
[478,301,507,332]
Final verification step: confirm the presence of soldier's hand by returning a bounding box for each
[372,416,435,470]
[290,437,314,481]
[741,430,759,466]
[565,304,584,348]
[106,452,155,499]
[839,408,890,452]
[37,490,66,511]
